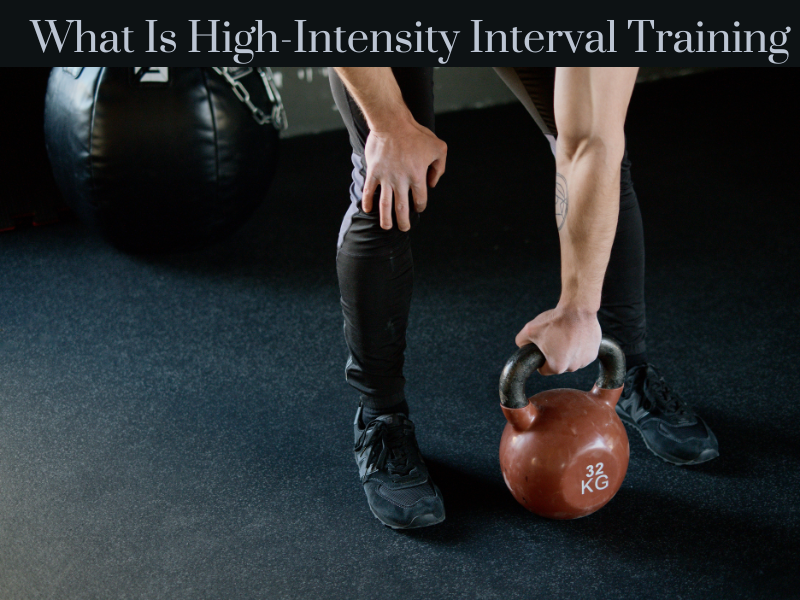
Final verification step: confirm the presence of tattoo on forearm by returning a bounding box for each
[555,173,568,231]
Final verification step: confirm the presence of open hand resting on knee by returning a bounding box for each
[362,117,446,232]
[332,67,446,233]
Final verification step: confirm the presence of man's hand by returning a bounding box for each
[362,118,447,231]
[515,305,602,376]
[333,67,447,232]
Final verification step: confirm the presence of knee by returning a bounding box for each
[338,206,416,258]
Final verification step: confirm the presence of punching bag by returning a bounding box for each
[44,67,286,253]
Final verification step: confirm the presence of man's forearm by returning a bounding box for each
[333,67,413,132]
[552,67,638,315]
[555,139,623,314]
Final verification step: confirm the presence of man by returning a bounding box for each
[329,67,718,529]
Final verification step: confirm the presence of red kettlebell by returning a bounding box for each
[498,336,629,519]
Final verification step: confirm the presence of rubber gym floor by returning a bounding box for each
[1,68,798,600]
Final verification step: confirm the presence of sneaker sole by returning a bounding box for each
[617,411,720,466]
[370,506,446,530]
[368,484,447,530]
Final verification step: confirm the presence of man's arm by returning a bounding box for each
[516,67,639,375]
[333,68,447,231]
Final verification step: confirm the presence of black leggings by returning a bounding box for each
[330,67,646,410]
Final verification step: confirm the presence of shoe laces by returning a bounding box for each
[361,419,417,479]
[637,365,694,420]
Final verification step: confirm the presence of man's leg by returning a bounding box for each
[494,66,718,465]
[329,67,445,528]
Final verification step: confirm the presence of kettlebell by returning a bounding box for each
[498,336,629,519]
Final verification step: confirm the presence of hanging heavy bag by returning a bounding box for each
[44,67,287,253]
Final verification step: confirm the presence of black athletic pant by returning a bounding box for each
[330,67,646,410]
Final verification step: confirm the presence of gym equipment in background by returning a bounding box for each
[0,67,67,232]
[498,336,629,519]
[44,67,287,253]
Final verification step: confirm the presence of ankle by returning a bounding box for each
[360,398,410,424]
[625,352,648,370]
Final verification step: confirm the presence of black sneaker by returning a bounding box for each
[354,405,445,529]
[616,364,719,465]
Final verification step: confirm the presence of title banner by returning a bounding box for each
[6,2,794,66]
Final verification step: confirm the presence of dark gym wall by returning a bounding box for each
[271,66,717,137]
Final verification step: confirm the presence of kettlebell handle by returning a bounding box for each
[499,335,626,409]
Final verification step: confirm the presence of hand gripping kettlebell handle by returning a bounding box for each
[498,335,626,409]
